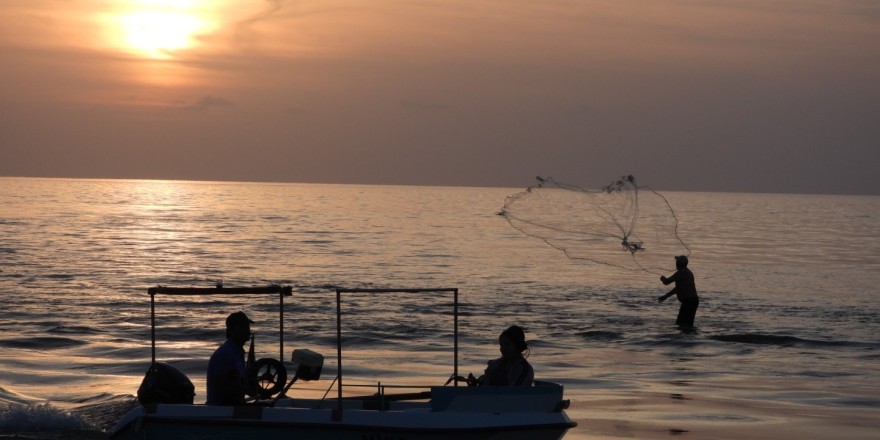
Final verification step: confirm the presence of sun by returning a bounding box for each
[116,4,206,59]
[120,11,203,58]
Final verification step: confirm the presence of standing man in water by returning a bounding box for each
[206,311,253,405]
[658,255,699,329]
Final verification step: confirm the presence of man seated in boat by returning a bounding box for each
[481,325,534,386]
[206,311,255,405]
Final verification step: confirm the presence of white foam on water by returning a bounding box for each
[0,402,89,432]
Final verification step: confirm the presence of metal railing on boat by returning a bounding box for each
[147,285,292,365]
[334,287,459,419]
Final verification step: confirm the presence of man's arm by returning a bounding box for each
[660,271,679,286]
[658,271,678,302]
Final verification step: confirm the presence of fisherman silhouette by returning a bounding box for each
[206,311,254,405]
[481,325,534,386]
[658,256,699,329]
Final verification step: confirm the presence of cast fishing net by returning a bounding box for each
[499,175,690,275]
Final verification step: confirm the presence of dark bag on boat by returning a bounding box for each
[137,362,195,405]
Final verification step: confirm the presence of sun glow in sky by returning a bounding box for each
[107,0,215,59]
[1,1,879,194]
[118,11,203,58]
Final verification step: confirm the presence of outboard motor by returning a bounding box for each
[291,349,323,381]
[137,362,195,405]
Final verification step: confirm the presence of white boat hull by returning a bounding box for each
[112,406,573,440]
[111,385,576,440]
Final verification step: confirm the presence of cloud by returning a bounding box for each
[234,0,286,44]
[184,95,236,111]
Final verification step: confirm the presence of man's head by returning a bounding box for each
[225,311,253,345]
[675,255,688,269]
[499,325,528,360]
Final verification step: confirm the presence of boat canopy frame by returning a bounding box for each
[146,285,460,407]
[147,285,293,365]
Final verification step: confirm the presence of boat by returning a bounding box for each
[109,285,577,440]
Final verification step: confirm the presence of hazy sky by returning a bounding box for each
[2,0,878,194]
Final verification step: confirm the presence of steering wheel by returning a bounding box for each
[445,373,483,387]
[466,373,484,387]
[246,358,287,399]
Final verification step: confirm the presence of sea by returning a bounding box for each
[0,177,877,439]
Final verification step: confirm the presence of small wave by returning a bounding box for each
[577,330,624,341]
[857,352,880,361]
[0,402,90,431]
[300,239,334,245]
[710,333,863,348]
[64,393,121,405]
[629,336,701,349]
[0,337,88,350]
[0,387,36,407]
[47,325,101,336]
[69,394,137,432]
[173,327,219,341]
[337,335,396,347]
